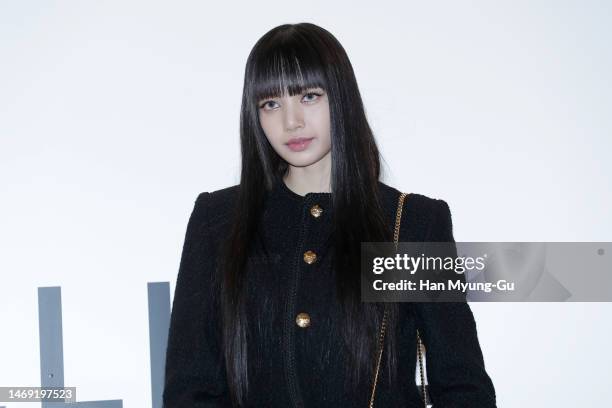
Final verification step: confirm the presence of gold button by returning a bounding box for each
[303,250,317,264]
[296,312,311,328]
[309,204,323,218]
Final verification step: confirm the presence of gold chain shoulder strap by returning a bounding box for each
[369,192,412,408]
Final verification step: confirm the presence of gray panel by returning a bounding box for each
[37,286,123,406]
[38,286,65,408]
[147,282,171,408]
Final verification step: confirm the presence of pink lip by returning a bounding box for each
[286,137,314,152]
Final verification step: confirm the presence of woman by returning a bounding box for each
[163,22,496,407]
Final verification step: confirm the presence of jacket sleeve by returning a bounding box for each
[413,199,497,408]
[163,192,231,407]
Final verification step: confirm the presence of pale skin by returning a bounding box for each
[257,86,332,196]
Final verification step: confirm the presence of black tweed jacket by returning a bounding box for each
[162,178,497,407]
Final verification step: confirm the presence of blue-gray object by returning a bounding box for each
[37,286,125,407]
[147,282,171,408]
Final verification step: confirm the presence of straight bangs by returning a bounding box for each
[249,43,329,104]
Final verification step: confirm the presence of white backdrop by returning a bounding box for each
[1,1,611,407]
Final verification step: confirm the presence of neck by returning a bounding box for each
[283,151,331,196]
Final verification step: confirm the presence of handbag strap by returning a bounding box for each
[416,330,427,407]
[369,192,411,408]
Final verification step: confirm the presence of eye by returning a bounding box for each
[259,100,279,110]
[302,91,323,103]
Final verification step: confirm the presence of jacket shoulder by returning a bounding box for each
[192,184,239,226]
[378,181,453,241]
[378,181,450,216]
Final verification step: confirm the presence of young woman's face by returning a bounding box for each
[257,87,331,168]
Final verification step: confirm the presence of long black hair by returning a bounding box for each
[218,22,399,406]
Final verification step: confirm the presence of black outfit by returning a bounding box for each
[163,178,497,407]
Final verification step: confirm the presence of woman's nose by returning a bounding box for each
[283,100,305,131]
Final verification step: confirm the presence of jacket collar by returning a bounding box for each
[270,177,332,204]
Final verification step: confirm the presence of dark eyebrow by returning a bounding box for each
[257,87,324,104]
